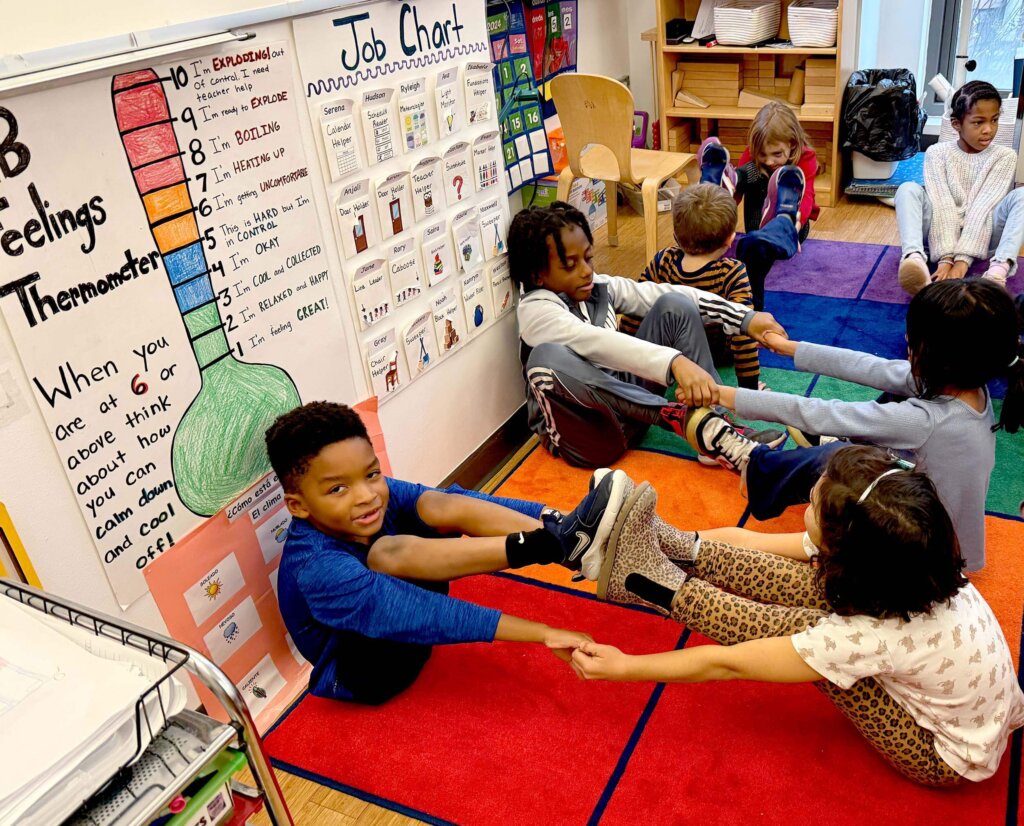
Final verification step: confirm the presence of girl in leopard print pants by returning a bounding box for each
[574,446,1024,785]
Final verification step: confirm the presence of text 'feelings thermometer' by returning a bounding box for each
[112,69,300,516]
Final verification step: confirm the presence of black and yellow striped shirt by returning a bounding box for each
[620,248,760,388]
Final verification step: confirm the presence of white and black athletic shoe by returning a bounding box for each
[547,468,629,579]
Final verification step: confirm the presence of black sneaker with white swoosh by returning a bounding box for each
[544,469,629,579]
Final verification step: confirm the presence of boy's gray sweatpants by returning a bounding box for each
[524,293,720,467]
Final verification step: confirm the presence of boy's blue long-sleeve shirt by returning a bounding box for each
[277,477,542,702]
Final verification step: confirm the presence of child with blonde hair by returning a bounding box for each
[699,101,819,309]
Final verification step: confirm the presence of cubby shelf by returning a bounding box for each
[656,0,844,207]
[666,105,836,122]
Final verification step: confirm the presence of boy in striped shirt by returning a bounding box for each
[621,184,762,390]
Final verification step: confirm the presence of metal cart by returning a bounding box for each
[0,578,294,826]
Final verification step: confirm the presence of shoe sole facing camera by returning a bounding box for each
[759,165,805,230]
[596,481,654,601]
[697,136,736,194]
[570,468,630,580]
[898,255,930,295]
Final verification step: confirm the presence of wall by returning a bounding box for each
[0,1,523,633]
[857,0,932,96]
[576,0,631,80]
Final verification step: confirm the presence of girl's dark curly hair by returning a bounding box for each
[950,79,1002,123]
[814,446,967,620]
[906,279,1023,432]
[507,201,592,291]
[265,401,370,492]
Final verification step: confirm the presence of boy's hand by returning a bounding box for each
[672,355,718,407]
[570,641,631,680]
[746,312,788,346]
[543,628,594,662]
[762,330,798,358]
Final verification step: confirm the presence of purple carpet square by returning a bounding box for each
[862,246,1024,303]
[766,239,884,298]
[859,246,906,304]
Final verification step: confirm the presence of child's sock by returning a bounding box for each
[505,527,563,568]
[624,572,683,611]
[983,260,1010,285]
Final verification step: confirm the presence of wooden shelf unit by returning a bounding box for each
[656,0,844,206]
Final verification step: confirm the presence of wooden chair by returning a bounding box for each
[551,73,696,263]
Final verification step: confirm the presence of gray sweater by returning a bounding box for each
[735,343,995,571]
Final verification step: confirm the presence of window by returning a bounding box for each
[925,0,1024,113]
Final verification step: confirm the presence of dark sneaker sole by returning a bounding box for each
[570,469,630,579]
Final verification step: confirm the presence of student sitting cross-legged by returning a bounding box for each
[512,201,787,472]
[267,401,629,705]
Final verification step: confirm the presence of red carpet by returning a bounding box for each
[264,490,1023,824]
[265,574,685,825]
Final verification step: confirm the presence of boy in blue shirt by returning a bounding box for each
[267,401,624,705]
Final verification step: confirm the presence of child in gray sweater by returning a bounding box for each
[713,279,1023,571]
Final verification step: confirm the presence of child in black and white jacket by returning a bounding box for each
[510,201,787,469]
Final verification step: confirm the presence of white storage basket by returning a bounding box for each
[787,0,839,48]
[713,0,781,46]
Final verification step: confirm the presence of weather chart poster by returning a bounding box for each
[144,469,309,731]
[0,42,355,607]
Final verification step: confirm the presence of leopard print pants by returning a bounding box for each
[672,540,962,787]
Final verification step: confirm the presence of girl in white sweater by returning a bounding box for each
[896,80,1023,294]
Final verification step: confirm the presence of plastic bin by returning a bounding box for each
[852,151,897,180]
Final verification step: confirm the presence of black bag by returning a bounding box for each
[842,69,926,162]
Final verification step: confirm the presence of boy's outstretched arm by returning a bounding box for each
[417,490,542,536]
[496,615,593,661]
[571,636,822,684]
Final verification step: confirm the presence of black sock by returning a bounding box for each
[624,573,679,611]
[505,528,564,568]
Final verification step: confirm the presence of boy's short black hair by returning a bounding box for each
[671,184,738,255]
[265,401,369,492]
[815,446,967,620]
[950,79,1002,122]
[507,201,592,291]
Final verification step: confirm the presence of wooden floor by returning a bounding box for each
[248,193,898,826]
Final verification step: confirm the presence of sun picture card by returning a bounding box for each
[318,98,362,181]
[336,178,380,260]
[398,77,431,153]
[460,269,491,336]
[488,255,515,318]
[351,258,392,330]
[365,326,404,400]
[442,140,472,206]
[375,171,414,240]
[431,285,465,356]
[434,65,464,138]
[410,156,442,223]
[472,130,501,192]
[421,219,456,287]
[478,196,509,260]
[464,62,496,125]
[388,235,423,306]
[403,310,439,377]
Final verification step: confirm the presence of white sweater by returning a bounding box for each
[516,274,754,385]
[923,141,1016,264]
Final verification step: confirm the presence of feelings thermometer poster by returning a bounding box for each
[0,42,355,606]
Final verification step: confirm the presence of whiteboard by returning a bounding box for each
[0,39,356,607]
